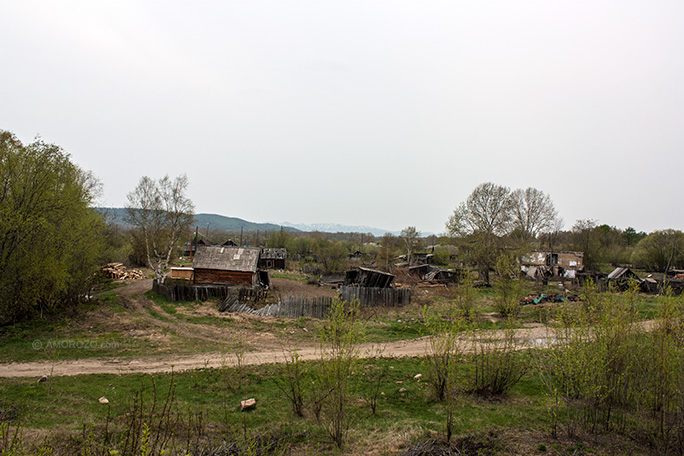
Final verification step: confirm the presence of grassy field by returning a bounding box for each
[0,276,678,455]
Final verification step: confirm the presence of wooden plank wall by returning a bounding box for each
[152,280,267,303]
[339,286,411,307]
[193,269,255,286]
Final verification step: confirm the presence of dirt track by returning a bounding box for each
[0,326,553,378]
[0,277,657,379]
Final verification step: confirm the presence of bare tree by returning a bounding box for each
[446,182,512,285]
[509,187,558,241]
[126,174,195,282]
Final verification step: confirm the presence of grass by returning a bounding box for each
[271,271,310,283]
[0,353,656,455]
[0,281,673,455]
[0,356,549,448]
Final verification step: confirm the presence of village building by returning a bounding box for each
[521,250,584,279]
[344,267,395,288]
[192,245,268,287]
[258,248,287,269]
[170,267,193,280]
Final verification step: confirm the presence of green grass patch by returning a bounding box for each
[271,272,309,283]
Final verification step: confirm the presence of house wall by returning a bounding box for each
[194,268,255,286]
[558,252,583,270]
[171,268,194,280]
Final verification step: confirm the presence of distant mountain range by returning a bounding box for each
[279,222,399,237]
[98,208,298,233]
[97,208,398,235]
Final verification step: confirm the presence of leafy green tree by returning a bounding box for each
[126,175,195,282]
[266,227,291,249]
[572,219,602,270]
[376,233,397,272]
[622,226,646,247]
[631,230,684,272]
[314,240,349,274]
[0,131,106,323]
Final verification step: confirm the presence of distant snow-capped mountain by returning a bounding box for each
[279,222,399,237]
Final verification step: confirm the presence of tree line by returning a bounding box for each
[2,129,682,323]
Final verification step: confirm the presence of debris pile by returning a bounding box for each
[520,292,580,305]
[102,263,145,280]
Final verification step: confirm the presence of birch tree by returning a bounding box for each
[126,175,194,282]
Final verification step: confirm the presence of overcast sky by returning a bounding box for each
[2,1,683,235]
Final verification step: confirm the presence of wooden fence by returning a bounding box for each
[339,286,411,307]
[220,287,411,319]
[152,280,267,303]
[221,295,335,319]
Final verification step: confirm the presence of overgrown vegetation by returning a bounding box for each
[0,131,107,325]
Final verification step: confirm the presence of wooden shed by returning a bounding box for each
[259,248,287,269]
[193,245,261,286]
[344,267,395,288]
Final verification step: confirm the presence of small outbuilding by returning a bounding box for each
[606,267,642,291]
[344,267,395,288]
[259,248,287,269]
[170,267,193,280]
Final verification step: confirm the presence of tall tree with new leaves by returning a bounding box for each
[446,182,512,285]
[126,175,194,282]
[509,187,558,241]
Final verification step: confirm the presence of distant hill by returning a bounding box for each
[97,208,299,233]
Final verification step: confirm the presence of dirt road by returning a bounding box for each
[0,325,553,378]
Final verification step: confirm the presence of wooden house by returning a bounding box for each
[193,245,263,286]
[259,248,287,269]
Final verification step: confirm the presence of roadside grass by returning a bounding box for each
[0,311,155,363]
[0,356,550,451]
[0,354,657,455]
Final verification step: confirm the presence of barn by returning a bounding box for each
[192,245,263,286]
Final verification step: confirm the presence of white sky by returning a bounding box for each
[2,0,683,235]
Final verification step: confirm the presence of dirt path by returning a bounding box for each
[0,325,553,378]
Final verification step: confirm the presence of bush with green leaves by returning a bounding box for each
[0,130,106,324]
[316,297,361,449]
[494,255,524,318]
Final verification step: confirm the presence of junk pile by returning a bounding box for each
[520,292,580,305]
[102,263,146,280]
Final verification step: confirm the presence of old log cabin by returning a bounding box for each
[193,245,262,286]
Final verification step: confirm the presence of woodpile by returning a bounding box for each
[102,263,146,280]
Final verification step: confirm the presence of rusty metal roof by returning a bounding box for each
[193,245,259,272]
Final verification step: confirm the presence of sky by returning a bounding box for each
[2,0,683,235]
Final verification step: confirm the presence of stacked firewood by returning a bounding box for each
[102,263,146,280]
